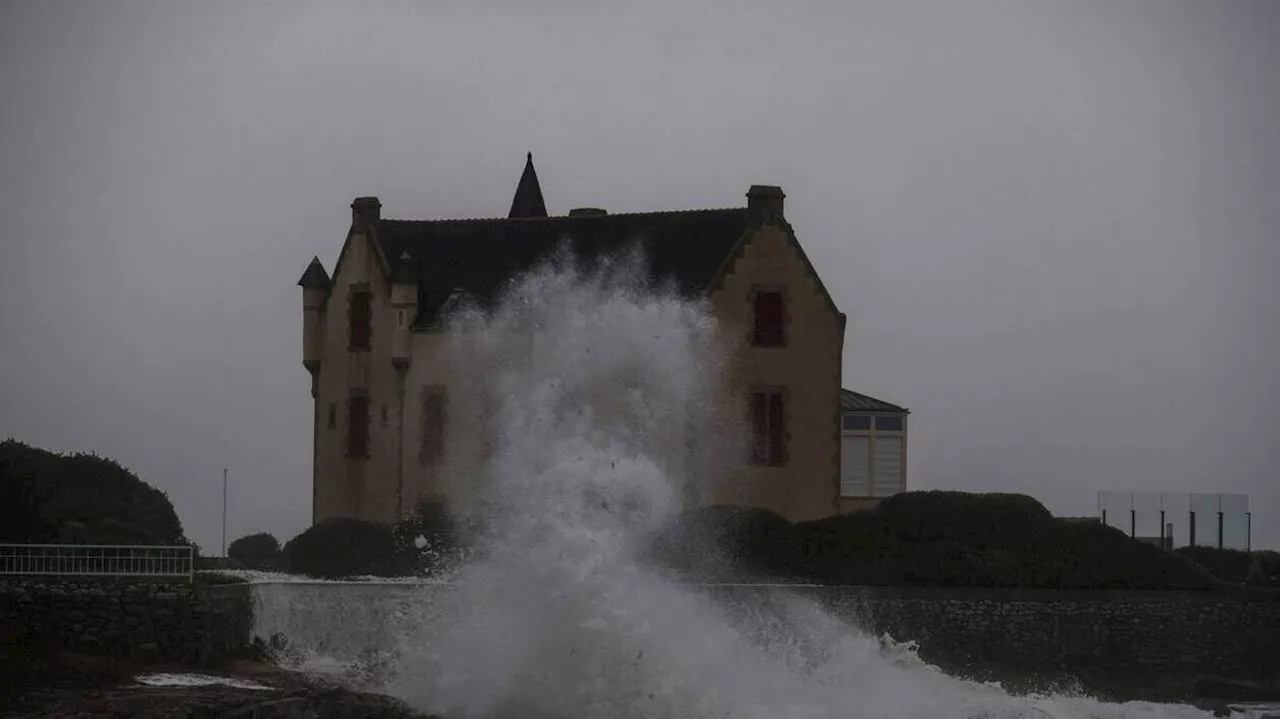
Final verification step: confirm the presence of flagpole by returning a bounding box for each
[221,468,228,557]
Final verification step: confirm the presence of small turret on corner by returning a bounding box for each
[390,251,418,369]
[297,256,331,376]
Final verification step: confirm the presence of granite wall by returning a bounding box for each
[707,584,1280,691]
[0,578,251,665]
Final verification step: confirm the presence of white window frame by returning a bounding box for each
[840,412,906,499]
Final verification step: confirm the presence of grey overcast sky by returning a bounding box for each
[1,0,1277,551]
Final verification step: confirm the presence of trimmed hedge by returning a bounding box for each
[228,532,281,570]
[281,518,398,579]
[875,490,1054,551]
[391,500,462,577]
[280,502,464,579]
[1015,519,1216,590]
[646,491,1228,590]
[1175,546,1280,589]
[645,505,802,582]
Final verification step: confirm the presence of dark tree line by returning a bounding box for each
[0,439,190,547]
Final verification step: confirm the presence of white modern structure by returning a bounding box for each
[1097,491,1251,551]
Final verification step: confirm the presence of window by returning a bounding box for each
[871,436,904,497]
[875,416,904,432]
[840,413,906,498]
[842,414,871,431]
[752,291,785,347]
[840,436,871,497]
[750,388,787,466]
[347,395,370,458]
[420,389,446,466]
[349,288,372,350]
[327,403,336,429]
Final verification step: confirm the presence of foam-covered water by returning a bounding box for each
[258,250,1257,718]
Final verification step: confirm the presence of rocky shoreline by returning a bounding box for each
[4,650,1278,718]
[0,652,438,719]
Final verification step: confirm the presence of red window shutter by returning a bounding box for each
[347,396,370,458]
[768,392,786,465]
[350,290,372,349]
[753,292,784,346]
[421,392,445,465]
[751,392,768,464]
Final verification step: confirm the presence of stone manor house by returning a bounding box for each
[298,154,909,524]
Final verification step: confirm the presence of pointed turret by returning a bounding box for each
[298,257,330,376]
[508,152,548,218]
[297,256,331,288]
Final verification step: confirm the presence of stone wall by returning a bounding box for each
[706,584,1280,692]
[0,578,251,665]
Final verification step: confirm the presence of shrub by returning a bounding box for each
[1246,551,1280,589]
[391,500,462,576]
[281,518,398,578]
[1174,546,1254,584]
[875,490,1054,551]
[874,540,993,586]
[792,511,885,584]
[228,532,281,570]
[1016,519,1217,590]
[0,439,189,546]
[646,505,801,581]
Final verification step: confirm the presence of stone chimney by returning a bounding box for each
[746,185,785,221]
[351,196,382,227]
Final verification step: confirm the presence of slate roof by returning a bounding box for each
[377,208,750,327]
[297,256,331,288]
[840,389,909,414]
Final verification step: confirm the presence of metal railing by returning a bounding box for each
[0,544,195,582]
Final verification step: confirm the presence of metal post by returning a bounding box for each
[221,468,228,557]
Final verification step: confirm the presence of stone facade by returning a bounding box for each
[707,584,1280,690]
[300,167,870,525]
[0,578,251,665]
[708,221,845,521]
[241,580,1280,694]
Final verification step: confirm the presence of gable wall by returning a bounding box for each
[313,229,404,523]
[708,222,844,521]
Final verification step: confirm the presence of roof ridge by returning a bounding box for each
[380,207,745,225]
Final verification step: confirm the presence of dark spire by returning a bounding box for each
[508,151,548,218]
[297,256,331,288]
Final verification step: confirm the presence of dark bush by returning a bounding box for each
[646,505,801,581]
[874,540,994,586]
[228,532,281,570]
[1016,519,1217,590]
[1246,551,1280,589]
[792,511,885,584]
[649,493,1241,590]
[1174,546,1255,584]
[875,490,1054,551]
[281,518,398,578]
[391,500,461,576]
[0,439,189,546]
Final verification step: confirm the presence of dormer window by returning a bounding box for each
[752,290,785,347]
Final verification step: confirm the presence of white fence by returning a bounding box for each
[0,544,195,582]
